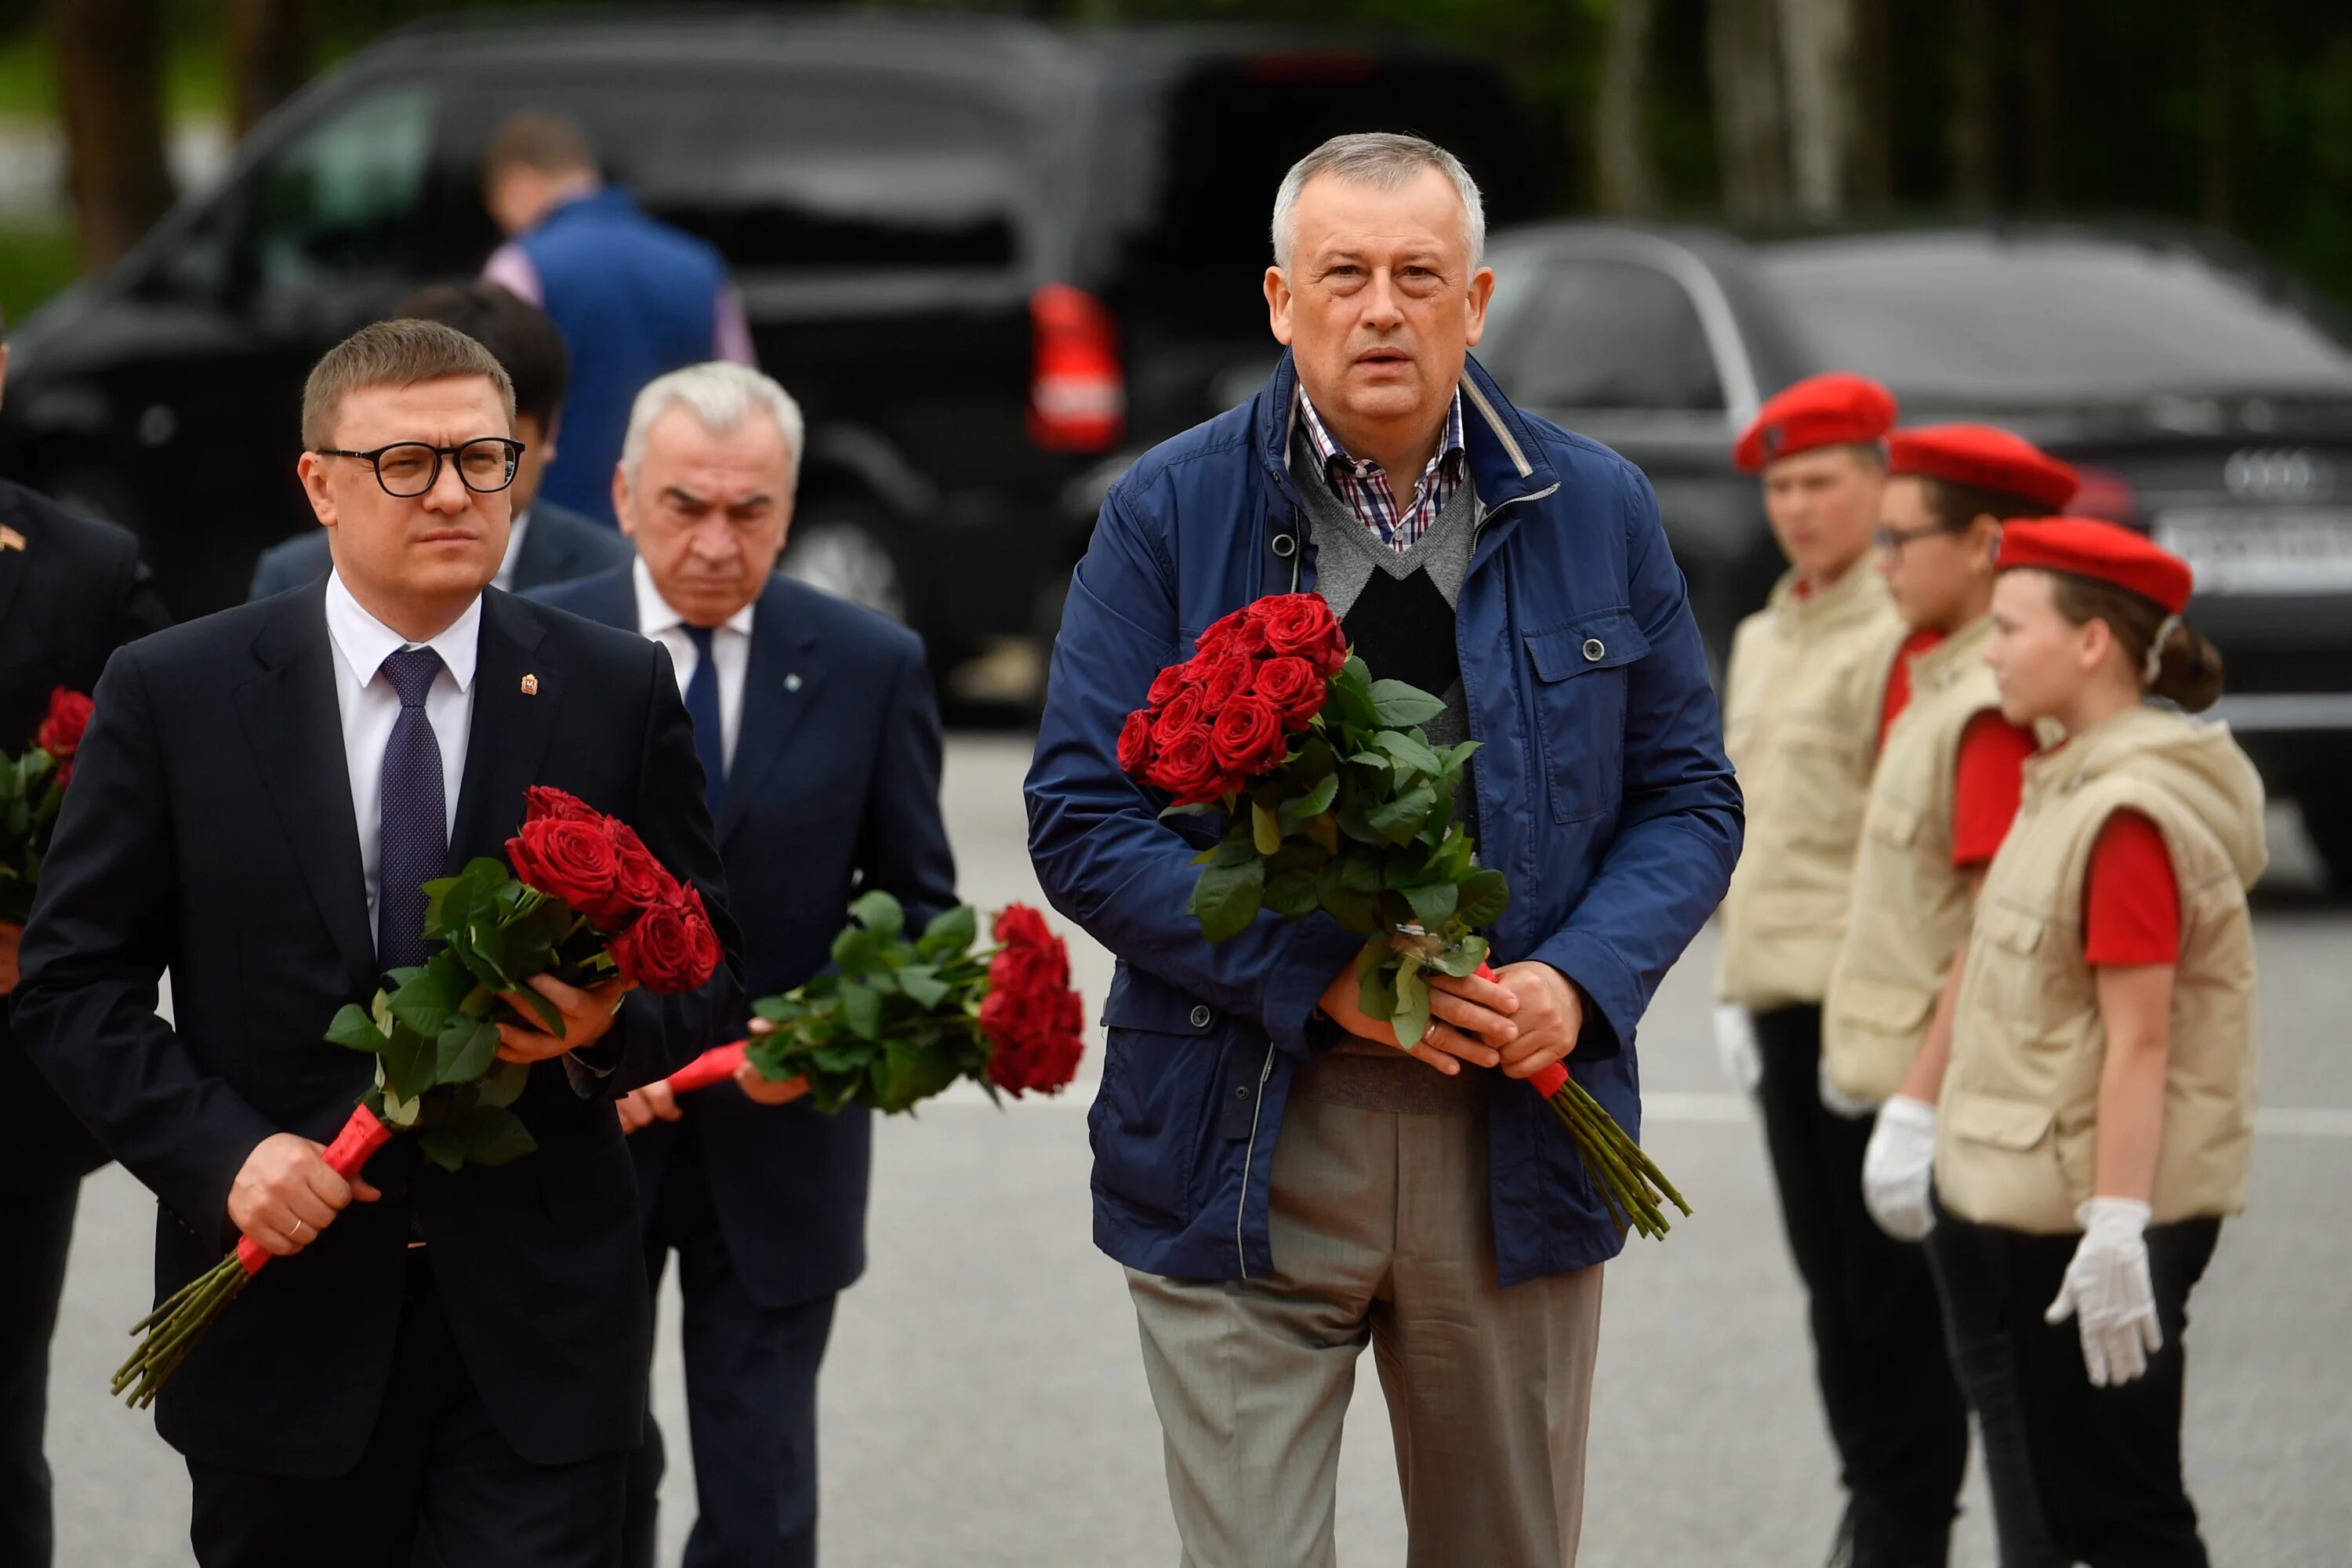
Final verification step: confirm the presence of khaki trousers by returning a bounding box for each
[1126,1076,1606,1568]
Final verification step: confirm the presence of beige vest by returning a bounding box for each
[1821,616,2003,1101]
[1716,564,1908,1009]
[1935,705,2267,1234]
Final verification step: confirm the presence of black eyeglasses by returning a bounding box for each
[313,437,525,499]
[1872,520,1965,554]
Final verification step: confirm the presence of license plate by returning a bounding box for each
[2152,509,2352,593]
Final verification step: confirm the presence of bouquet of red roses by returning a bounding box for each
[0,688,93,924]
[662,891,1085,1113]
[1123,593,1687,1240]
[113,786,722,1407]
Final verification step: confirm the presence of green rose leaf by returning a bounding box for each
[897,964,953,1009]
[434,1016,502,1086]
[1277,773,1340,834]
[1357,957,1399,1022]
[851,889,906,940]
[1402,879,1459,931]
[1374,730,1442,776]
[831,925,882,977]
[1365,782,1437,846]
[1392,958,1432,1047]
[1186,855,1265,943]
[1427,935,1491,977]
[1368,680,1447,729]
[326,1003,390,1054]
[838,980,883,1041]
[379,1024,438,1102]
[417,1128,466,1173]
[1262,867,1321,918]
[476,1058,530,1109]
[1455,867,1511,929]
[1250,800,1283,856]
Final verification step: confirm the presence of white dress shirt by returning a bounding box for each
[633,556,754,769]
[495,510,532,590]
[323,571,481,927]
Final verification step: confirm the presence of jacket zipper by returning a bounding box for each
[1234,1043,1277,1277]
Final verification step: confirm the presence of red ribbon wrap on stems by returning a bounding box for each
[665,1039,749,1094]
[230,1104,396,1276]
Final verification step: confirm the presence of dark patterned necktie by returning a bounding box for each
[682,624,726,820]
[376,646,447,974]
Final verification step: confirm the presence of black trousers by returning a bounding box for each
[1922,1192,2067,1568]
[1938,1207,2220,1568]
[187,1250,630,1568]
[623,1123,837,1568]
[1752,1004,1968,1566]
[0,1179,78,1568]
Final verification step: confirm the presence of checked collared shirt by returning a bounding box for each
[1295,386,1468,553]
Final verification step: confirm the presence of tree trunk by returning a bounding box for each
[1778,0,1856,219]
[46,0,175,270]
[227,0,314,136]
[1594,0,1663,216]
[1849,0,1893,209]
[1946,0,1998,213]
[1708,0,1788,220]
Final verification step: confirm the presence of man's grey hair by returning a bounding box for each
[620,361,806,490]
[1271,132,1486,271]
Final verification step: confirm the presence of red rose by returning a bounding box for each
[1150,685,1206,746]
[1254,594,1348,677]
[35,688,92,760]
[612,884,722,994]
[506,817,624,924]
[604,819,678,925]
[1144,725,1232,807]
[523,785,603,825]
[1208,695,1288,777]
[979,905,1086,1097]
[1200,654,1256,710]
[1146,661,1196,708]
[1116,709,1156,776]
[1194,606,1269,660]
[1250,655,1327,729]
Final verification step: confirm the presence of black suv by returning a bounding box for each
[0,9,1538,703]
[1475,220,2352,888]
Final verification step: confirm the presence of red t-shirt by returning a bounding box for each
[2082,811,2182,965]
[1877,627,1947,750]
[1951,712,2041,868]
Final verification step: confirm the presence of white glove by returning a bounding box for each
[1818,1054,1876,1120]
[2044,1197,2162,1388]
[1862,1096,1939,1240]
[1712,1005,1762,1093]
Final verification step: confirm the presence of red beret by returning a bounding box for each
[1996,517,2193,614]
[1888,424,2079,512]
[1733,372,1896,473]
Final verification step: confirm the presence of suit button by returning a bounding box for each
[1581,637,1606,662]
[1189,1004,1213,1028]
[1234,1084,1251,1101]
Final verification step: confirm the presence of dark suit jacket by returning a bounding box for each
[531,567,955,1308]
[13,583,743,1475]
[246,497,634,602]
[0,477,172,1190]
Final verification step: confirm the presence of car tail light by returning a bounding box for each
[2071,465,2137,524]
[1029,285,1124,453]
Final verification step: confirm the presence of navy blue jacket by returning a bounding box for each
[518,189,731,526]
[1025,353,1743,1287]
[532,566,956,1308]
[248,497,634,603]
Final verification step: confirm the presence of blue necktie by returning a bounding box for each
[376,647,447,974]
[682,625,726,820]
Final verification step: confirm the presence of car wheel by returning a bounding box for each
[2296,792,2352,895]
[781,513,906,621]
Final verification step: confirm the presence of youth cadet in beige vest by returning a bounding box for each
[1936,519,2260,1568]
[1825,423,2078,1568]
[1716,373,1958,1568]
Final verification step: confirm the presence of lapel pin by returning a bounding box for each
[0,525,24,552]
[520,673,539,696]
[784,673,803,692]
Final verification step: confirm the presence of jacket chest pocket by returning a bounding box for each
[1526,612,1648,825]
[1973,899,2078,1026]
[1864,797,1925,850]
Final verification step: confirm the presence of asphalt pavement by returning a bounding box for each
[43,734,2352,1566]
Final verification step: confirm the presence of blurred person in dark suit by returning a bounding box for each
[0,308,173,1568]
[482,111,756,528]
[251,281,633,601]
[16,319,741,1568]
[534,362,955,1568]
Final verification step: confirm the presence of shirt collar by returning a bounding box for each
[324,568,482,694]
[633,555,756,641]
[1294,384,1466,483]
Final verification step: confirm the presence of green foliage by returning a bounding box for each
[743,891,999,1116]
[0,742,64,926]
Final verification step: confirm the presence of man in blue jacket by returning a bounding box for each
[482,112,755,527]
[1025,133,1742,1567]
[534,362,956,1568]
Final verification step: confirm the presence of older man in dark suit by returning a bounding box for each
[249,282,633,602]
[0,314,172,1568]
[534,361,955,1568]
[16,319,740,1568]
